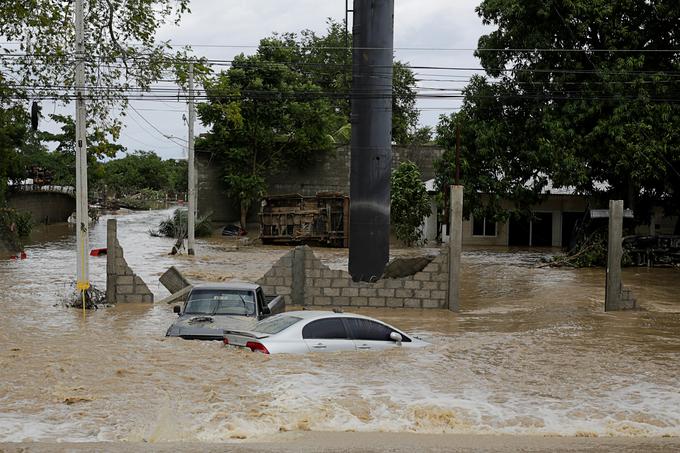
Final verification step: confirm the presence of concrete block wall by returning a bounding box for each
[198,145,445,223]
[257,246,449,309]
[106,219,154,303]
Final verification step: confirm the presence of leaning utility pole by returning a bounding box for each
[187,62,196,256]
[348,0,394,282]
[74,0,90,300]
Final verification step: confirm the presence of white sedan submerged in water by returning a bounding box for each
[222,310,428,354]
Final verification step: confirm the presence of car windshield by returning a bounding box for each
[253,315,302,334]
[185,289,255,316]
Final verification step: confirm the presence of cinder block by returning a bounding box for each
[368,297,386,307]
[322,269,336,279]
[134,276,147,287]
[334,296,350,306]
[341,287,359,297]
[414,273,431,282]
[125,294,143,303]
[395,289,414,298]
[433,272,448,282]
[386,298,404,308]
[316,278,331,288]
[117,276,134,285]
[415,289,431,299]
[378,288,395,298]
[308,269,321,278]
[424,263,440,273]
[404,299,422,309]
[314,296,332,306]
[351,296,368,306]
[431,290,446,299]
[117,285,134,295]
[323,287,339,297]
[275,286,292,296]
[438,282,448,291]
[423,281,438,290]
[385,279,403,289]
[331,279,349,288]
[359,288,377,297]
[405,280,421,290]
[423,299,443,309]
[306,286,321,296]
[142,295,154,303]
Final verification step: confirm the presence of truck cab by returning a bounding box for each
[166,283,285,340]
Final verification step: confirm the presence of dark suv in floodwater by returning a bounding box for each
[165,283,285,340]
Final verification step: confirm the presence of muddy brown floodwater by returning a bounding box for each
[0,208,679,444]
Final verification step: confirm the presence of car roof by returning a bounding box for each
[277,310,376,321]
[191,282,260,291]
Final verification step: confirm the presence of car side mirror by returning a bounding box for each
[261,306,271,316]
[173,305,181,315]
[390,332,403,346]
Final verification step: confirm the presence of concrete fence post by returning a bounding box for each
[605,200,624,311]
[448,185,463,312]
[106,219,117,303]
[292,246,306,306]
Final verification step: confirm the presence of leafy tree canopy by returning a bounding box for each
[391,161,431,246]
[436,0,680,222]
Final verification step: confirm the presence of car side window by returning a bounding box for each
[302,318,349,339]
[344,318,411,342]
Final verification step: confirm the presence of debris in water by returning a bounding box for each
[61,283,108,310]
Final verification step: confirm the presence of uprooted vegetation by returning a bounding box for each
[150,208,213,239]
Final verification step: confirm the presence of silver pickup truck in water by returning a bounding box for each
[165,283,285,340]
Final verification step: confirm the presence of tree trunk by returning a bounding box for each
[240,199,250,232]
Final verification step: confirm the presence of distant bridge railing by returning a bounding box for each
[8,184,76,197]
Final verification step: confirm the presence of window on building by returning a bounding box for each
[472,216,497,237]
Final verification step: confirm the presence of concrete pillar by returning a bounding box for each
[106,219,117,303]
[292,246,306,306]
[605,200,623,311]
[448,185,463,312]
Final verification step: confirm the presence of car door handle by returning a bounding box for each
[357,344,371,350]
[313,344,327,349]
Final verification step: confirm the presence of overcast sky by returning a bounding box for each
[57,0,492,160]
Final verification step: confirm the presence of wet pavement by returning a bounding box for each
[0,208,679,443]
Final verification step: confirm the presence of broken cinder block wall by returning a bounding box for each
[257,245,449,309]
[106,219,154,303]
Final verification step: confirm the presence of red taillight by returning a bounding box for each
[246,341,269,354]
[223,336,229,345]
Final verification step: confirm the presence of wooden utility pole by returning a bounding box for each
[187,62,196,256]
[74,0,90,301]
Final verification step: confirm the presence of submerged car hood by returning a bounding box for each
[166,314,258,340]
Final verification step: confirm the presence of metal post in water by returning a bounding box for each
[187,62,196,256]
[74,0,90,300]
[605,200,624,311]
[348,0,394,282]
[448,185,463,311]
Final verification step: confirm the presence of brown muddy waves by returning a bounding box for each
[0,208,679,442]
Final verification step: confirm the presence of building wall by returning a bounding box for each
[6,192,75,224]
[197,145,445,223]
[441,194,590,247]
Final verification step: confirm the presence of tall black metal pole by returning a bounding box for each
[349,0,394,282]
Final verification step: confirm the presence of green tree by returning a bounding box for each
[0,79,30,203]
[436,0,680,223]
[297,19,421,144]
[102,150,185,195]
[197,38,342,228]
[38,114,125,188]
[391,161,431,246]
